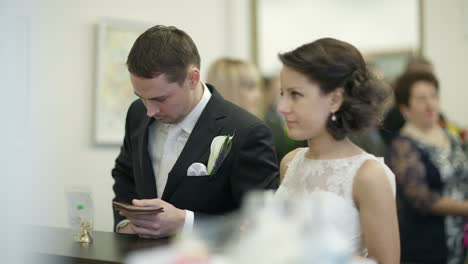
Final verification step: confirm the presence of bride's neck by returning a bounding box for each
[306,133,356,159]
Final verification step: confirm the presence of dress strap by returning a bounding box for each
[284,148,308,181]
[346,154,396,198]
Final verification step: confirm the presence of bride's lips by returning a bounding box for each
[285,120,296,127]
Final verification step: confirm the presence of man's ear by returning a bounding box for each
[330,87,344,113]
[187,67,200,89]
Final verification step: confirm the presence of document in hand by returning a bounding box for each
[113,201,164,215]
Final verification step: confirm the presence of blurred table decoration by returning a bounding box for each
[127,190,377,264]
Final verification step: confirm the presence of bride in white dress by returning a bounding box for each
[275,38,400,263]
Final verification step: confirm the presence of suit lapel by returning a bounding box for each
[138,116,158,198]
[162,88,227,201]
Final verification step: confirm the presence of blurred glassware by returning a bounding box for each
[65,187,94,243]
[128,189,359,264]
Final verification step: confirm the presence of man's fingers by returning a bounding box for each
[131,199,147,206]
[132,225,162,238]
[132,198,162,207]
[121,212,162,221]
[128,218,160,230]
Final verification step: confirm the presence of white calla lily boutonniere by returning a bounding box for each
[207,134,234,176]
[186,133,234,177]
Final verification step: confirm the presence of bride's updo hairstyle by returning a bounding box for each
[279,38,388,140]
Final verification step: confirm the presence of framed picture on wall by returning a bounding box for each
[93,19,149,146]
[364,49,416,84]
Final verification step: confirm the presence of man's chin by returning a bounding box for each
[154,116,168,122]
[154,117,179,124]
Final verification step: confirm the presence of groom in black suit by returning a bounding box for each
[112,25,279,238]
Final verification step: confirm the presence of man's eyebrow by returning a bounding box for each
[133,92,167,101]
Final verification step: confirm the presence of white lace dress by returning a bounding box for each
[275,148,396,256]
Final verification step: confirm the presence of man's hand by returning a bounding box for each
[120,199,186,239]
[117,222,136,234]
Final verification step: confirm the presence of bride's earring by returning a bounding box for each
[331,112,337,122]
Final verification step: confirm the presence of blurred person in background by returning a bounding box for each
[379,56,435,146]
[380,56,466,152]
[206,57,263,118]
[275,38,400,263]
[386,71,468,264]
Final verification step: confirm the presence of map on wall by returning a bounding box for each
[94,19,149,145]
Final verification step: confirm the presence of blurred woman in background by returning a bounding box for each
[206,57,263,118]
[387,71,468,264]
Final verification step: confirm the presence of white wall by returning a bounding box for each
[424,0,468,127]
[258,0,419,75]
[1,2,36,262]
[21,0,251,232]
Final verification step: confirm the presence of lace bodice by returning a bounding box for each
[276,148,396,255]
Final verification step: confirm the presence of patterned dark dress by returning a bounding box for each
[387,131,468,264]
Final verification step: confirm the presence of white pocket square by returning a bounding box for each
[187,162,208,176]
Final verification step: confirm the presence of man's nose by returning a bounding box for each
[145,102,160,117]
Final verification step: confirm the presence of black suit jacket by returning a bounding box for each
[111,84,279,229]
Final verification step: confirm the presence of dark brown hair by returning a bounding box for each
[126,25,201,85]
[279,38,389,140]
[394,71,439,107]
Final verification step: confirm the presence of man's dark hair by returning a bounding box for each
[279,38,389,140]
[394,71,439,107]
[127,25,201,85]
